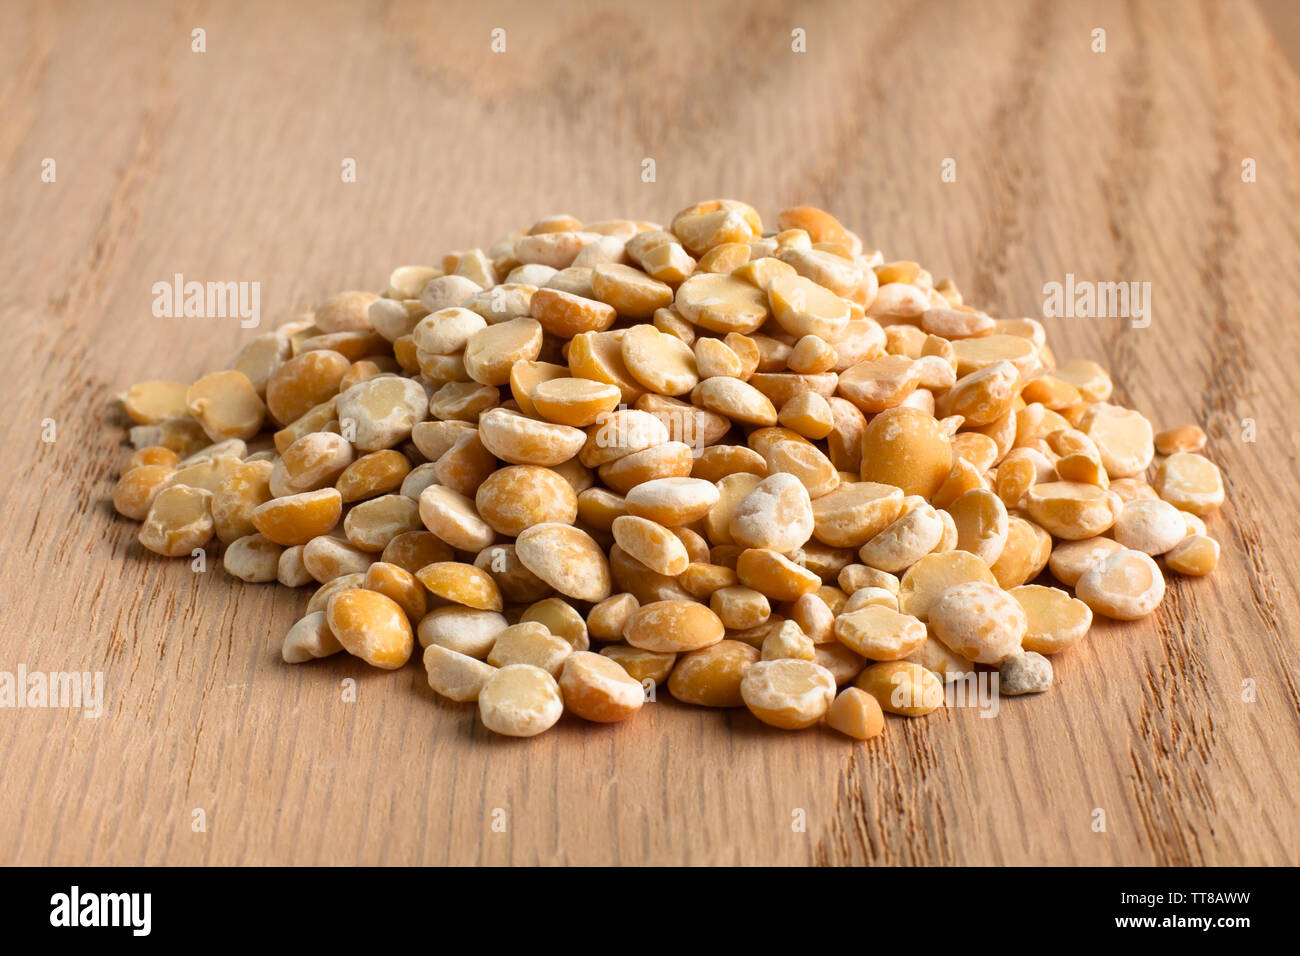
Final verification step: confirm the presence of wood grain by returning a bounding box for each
[1,0,1298,866]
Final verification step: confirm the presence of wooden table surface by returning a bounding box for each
[2,0,1298,866]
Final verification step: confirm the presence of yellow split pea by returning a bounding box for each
[109,197,1228,744]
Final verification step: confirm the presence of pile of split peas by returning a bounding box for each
[111,200,1226,740]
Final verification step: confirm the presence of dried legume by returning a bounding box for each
[108,198,1227,739]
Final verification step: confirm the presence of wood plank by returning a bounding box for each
[0,0,1297,865]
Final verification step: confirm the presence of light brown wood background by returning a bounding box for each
[1,0,1298,866]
